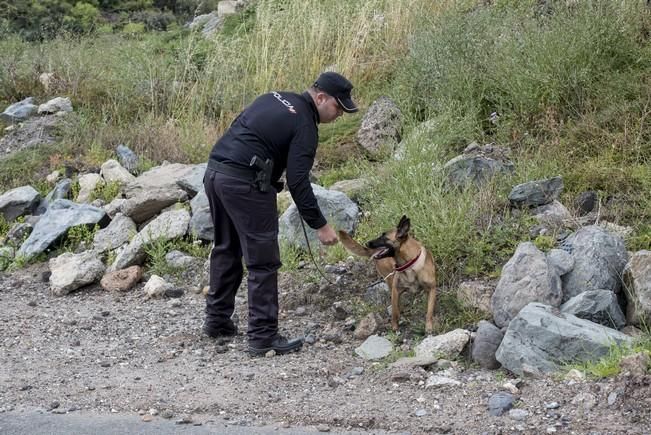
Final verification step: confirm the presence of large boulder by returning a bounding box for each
[279,184,358,249]
[122,163,196,198]
[110,208,190,270]
[0,185,40,221]
[495,303,631,376]
[92,213,136,253]
[560,225,628,302]
[356,96,402,157]
[177,163,207,198]
[100,159,135,185]
[37,97,73,114]
[17,200,107,259]
[1,97,38,122]
[560,290,626,330]
[623,250,651,328]
[121,187,188,224]
[471,321,504,369]
[49,250,106,296]
[491,243,571,328]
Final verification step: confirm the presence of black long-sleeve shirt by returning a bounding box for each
[209,91,327,229]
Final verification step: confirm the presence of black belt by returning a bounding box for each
[207,159,257,182]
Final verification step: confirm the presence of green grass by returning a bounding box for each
[565,337,651,379]
[89,180,122,203]
[63,224,99,252]
[0,214,9,240]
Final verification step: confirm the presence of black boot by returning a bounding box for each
[203,319,237,340]
[248,334,304,356]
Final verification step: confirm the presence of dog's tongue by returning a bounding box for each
[372,248,389,259]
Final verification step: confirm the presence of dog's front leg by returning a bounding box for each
[390,274,400,331]
[425,285,436,334]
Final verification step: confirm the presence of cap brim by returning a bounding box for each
[336,96,358,113]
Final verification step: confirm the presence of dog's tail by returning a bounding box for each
[337,230,374,257]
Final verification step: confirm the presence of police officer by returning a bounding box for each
[203,72,358,356]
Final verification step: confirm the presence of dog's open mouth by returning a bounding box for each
[371,248,390,259]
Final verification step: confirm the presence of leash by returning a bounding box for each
[299,216,336,286]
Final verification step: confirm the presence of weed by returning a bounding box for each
[0,214,9,240]
[143,237,179,277]
[533,235,556,252]
[279,241,304,272]
[63,224,99,252]
[564,337,651,379]
[89,180,122,203]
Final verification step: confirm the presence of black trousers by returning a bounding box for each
[203,169,281,345]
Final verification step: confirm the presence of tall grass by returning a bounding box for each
[396,0,651,160]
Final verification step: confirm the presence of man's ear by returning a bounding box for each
[315,92,328,106]
[396,215,410,239]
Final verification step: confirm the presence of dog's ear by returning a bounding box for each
[396,215,410,239]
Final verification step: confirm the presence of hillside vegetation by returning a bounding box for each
[1,0,650,288]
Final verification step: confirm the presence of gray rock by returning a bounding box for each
[415,329,470,359]
[532,200,572,228]
[110,208,190,270]
[279,184,358,249]
[45,178,72,202]
[17,200,107,259]
[92,213,136,253]
[76,173,102,203]
[488,392,514,416]
[1,97,38,122]
[623,250,651,328]
[165,250,198,268]
[177,163,207,198]
[189,191,212,241]
[37,97,73,114]
[560,290,626,329]
[123,163,196,198]
[561,225,628,302]
[491,242,564,328]
[356,96,402,156]
[443,143,513,187]
[546,248,574,276]
[116,144,139,174]
[49,250,106,295]
[121,187,187,224]
[471,320,504,369]
[495,303,632,376]
[354,335,393,360]
[328,178,369,202]
[6,222,33,246]
[100,159,135,185]
[508,176,564,208]
[0,185,40,221]
[574,191,598,216]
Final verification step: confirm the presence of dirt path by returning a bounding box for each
[0,262,649,434]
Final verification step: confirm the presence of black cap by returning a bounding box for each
[313,72,358,113]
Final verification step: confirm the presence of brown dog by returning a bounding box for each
[338,216,437,334]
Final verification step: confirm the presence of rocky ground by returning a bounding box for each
[1,259,650,435]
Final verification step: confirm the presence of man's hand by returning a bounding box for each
[317,224,338,246]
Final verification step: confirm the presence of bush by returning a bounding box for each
[396,1,651,150]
